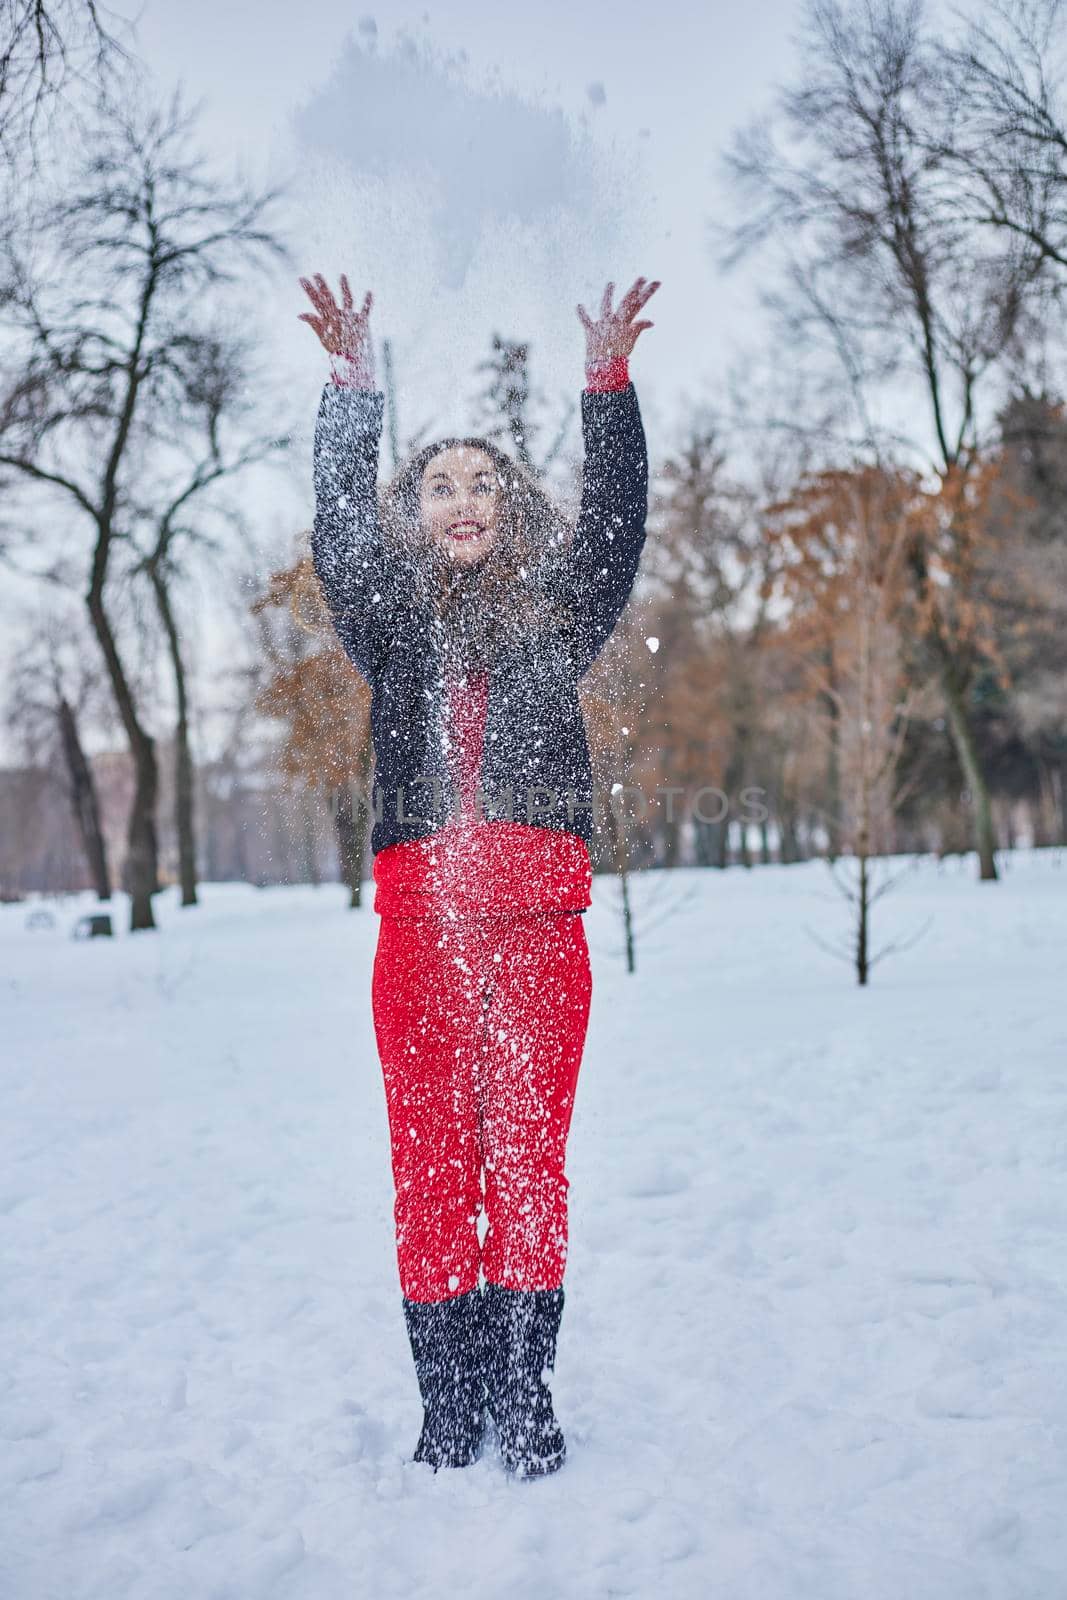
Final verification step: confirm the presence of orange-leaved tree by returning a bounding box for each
[251,547,373,906]
[763,462,940,982]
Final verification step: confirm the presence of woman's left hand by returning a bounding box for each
[577,276,660,365]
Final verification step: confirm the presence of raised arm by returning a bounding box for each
[299,273,401,684]
[557,277,659,678]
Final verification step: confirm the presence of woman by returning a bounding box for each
[299,270,658,1478]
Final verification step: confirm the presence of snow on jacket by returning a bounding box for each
[373,662,592,919]
[309,364,649,865]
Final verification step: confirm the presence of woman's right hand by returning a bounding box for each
[298,273,375,384]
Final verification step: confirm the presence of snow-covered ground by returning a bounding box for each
[2,851,1066,1600]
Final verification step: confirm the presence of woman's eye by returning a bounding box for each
[473,481,493,496]
[431,483,452,496]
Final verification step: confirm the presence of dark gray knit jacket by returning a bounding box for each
[310,380,648,857]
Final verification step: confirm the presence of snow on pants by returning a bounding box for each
[371,910,593,1303]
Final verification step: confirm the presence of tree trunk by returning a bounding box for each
[659,812,684,869]
[907,540,998,881]
[939,657,998,880]
[382,338,401,473]
[56,696,111,899]
[605,792,635,974]
[855,693,871,987]
[302,794,321,886]
[334,752,371,908]
[692,816,721,867]
[856,847,870,987]
[334,790,362,906]
[149,567,198,906]
[778,798,800,864]
[86,582,159,931]
[820,637,843,863]
[722,740,750,868]
[1035,762,1064,848]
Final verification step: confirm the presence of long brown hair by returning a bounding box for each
[298,435,570,672]
[380,436,568,671]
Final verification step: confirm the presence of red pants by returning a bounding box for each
[371,909,593,1302]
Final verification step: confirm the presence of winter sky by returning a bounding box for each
[115,0,807,437]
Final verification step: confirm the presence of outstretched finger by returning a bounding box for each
[361,290,373,318]
[297,313,323,333]
[340,274,353,310]
[599,281,614,319]
[616,279,646,321]
[632,320,654,336]
[622,276,657,318]
[576,303,593,330]
[299,276,328,313]
[314,272,337,309]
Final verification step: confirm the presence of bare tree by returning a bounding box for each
[718,0,1052,881]
[475,334,541,476]
[0,82,287,929]
[5,606,113,897]
[128,329,288,907]
[935,0,1067,281]
[0,0,129,160]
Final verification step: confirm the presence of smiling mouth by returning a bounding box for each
[447,522,485,541]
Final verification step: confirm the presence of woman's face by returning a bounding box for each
[418,445,503,567]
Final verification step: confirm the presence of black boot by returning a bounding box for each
[481,1283,567,1478]
[402,1287,487,1470]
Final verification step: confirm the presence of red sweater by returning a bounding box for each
[327,347,630,917]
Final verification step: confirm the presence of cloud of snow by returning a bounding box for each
[288,26,646,434]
